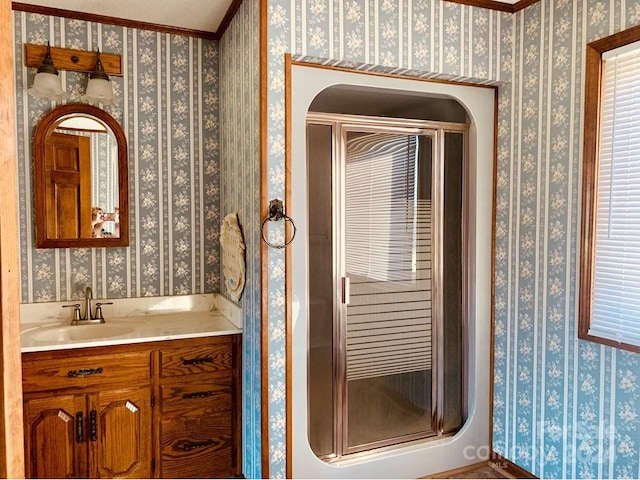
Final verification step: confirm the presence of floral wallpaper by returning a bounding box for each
[13,1,640,478]
[263,0,640,478]
[219,0,262,477]
[14,11,219,303]
[493,1,640,479]
[265,0,509,476]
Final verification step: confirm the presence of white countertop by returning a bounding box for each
[20,293,242,353]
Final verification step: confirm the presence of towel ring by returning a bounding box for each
[261,199,297,249]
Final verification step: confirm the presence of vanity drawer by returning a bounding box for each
[159,341,233,378]
[160,375,232,417]
[160,414,233,478]
[22,351,151,393]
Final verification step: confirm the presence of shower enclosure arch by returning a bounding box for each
[289,63,494,479]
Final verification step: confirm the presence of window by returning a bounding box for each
[579,25,640,352]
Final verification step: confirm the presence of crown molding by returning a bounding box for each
[14,0,542,43]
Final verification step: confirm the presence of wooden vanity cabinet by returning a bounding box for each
[157,338,240,478]
[22,350,152,479]
[22,335,241,479]
[24,387,152,478]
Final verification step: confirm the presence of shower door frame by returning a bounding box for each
[307,112,470,460]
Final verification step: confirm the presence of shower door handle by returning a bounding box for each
[342,277,350,305]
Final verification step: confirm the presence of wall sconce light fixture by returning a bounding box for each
[81,50,116,106]
[27,42,67,101]
[25,44,122,104]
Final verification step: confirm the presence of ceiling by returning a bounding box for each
[15,0,520,37]
[16,0,235,35]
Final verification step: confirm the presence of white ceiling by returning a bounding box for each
[18,0,519,36]
[19,0,235,34]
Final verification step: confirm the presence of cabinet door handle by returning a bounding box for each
[182,357,213,366]
[89,410,97,442]
[180,439,214,451]
[76,412,84,444]
[68,367,103,378]
[182,390,214,400]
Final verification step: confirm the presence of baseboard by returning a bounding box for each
[423,454,537,479]
[427,461,488,478]
[489,452,537,479]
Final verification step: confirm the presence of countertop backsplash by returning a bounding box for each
[20,293,242,353]
[21,293,242,328]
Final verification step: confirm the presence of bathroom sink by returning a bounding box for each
[25,324,134,343]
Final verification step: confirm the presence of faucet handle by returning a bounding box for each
[62,303,82,323]
[93,302,113,322]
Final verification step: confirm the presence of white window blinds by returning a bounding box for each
[591,40,640,347]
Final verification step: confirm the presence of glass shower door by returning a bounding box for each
[342,130,436,452]
[307,116,466,460]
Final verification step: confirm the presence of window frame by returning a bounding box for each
[579,24,640,353]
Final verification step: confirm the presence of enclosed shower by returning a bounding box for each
[290,66,493,479]
[306,111,468,460]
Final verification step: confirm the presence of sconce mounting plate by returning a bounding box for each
[25,44,122,76]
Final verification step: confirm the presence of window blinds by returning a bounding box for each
[591,42,640,347]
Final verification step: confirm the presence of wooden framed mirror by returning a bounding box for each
[33,104,129,248]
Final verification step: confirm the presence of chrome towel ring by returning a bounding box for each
[261,199,296,249]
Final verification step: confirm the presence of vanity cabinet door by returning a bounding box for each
[24,394,88,479]
[89,387,152,479]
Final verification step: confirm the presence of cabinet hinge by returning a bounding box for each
[151,393,155,408]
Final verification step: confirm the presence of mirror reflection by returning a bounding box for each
[53,115,120,238]
[33,104,129,248]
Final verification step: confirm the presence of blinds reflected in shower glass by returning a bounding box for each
[344,131,435,451]
[307,119,466,460]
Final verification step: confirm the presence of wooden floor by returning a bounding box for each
[426,461,522,479]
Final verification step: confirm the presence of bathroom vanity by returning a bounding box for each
[20,294,242,479]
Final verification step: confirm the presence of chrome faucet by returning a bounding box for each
[62,287,112,325]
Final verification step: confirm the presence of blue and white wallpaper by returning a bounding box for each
[262,0,640,478]
[264,0,509,476]
[219,0,262,477]
[14,11,220,303]
[13,0,640,478]
[493,1,640,479]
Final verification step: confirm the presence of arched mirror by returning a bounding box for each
[33,104,129,248]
